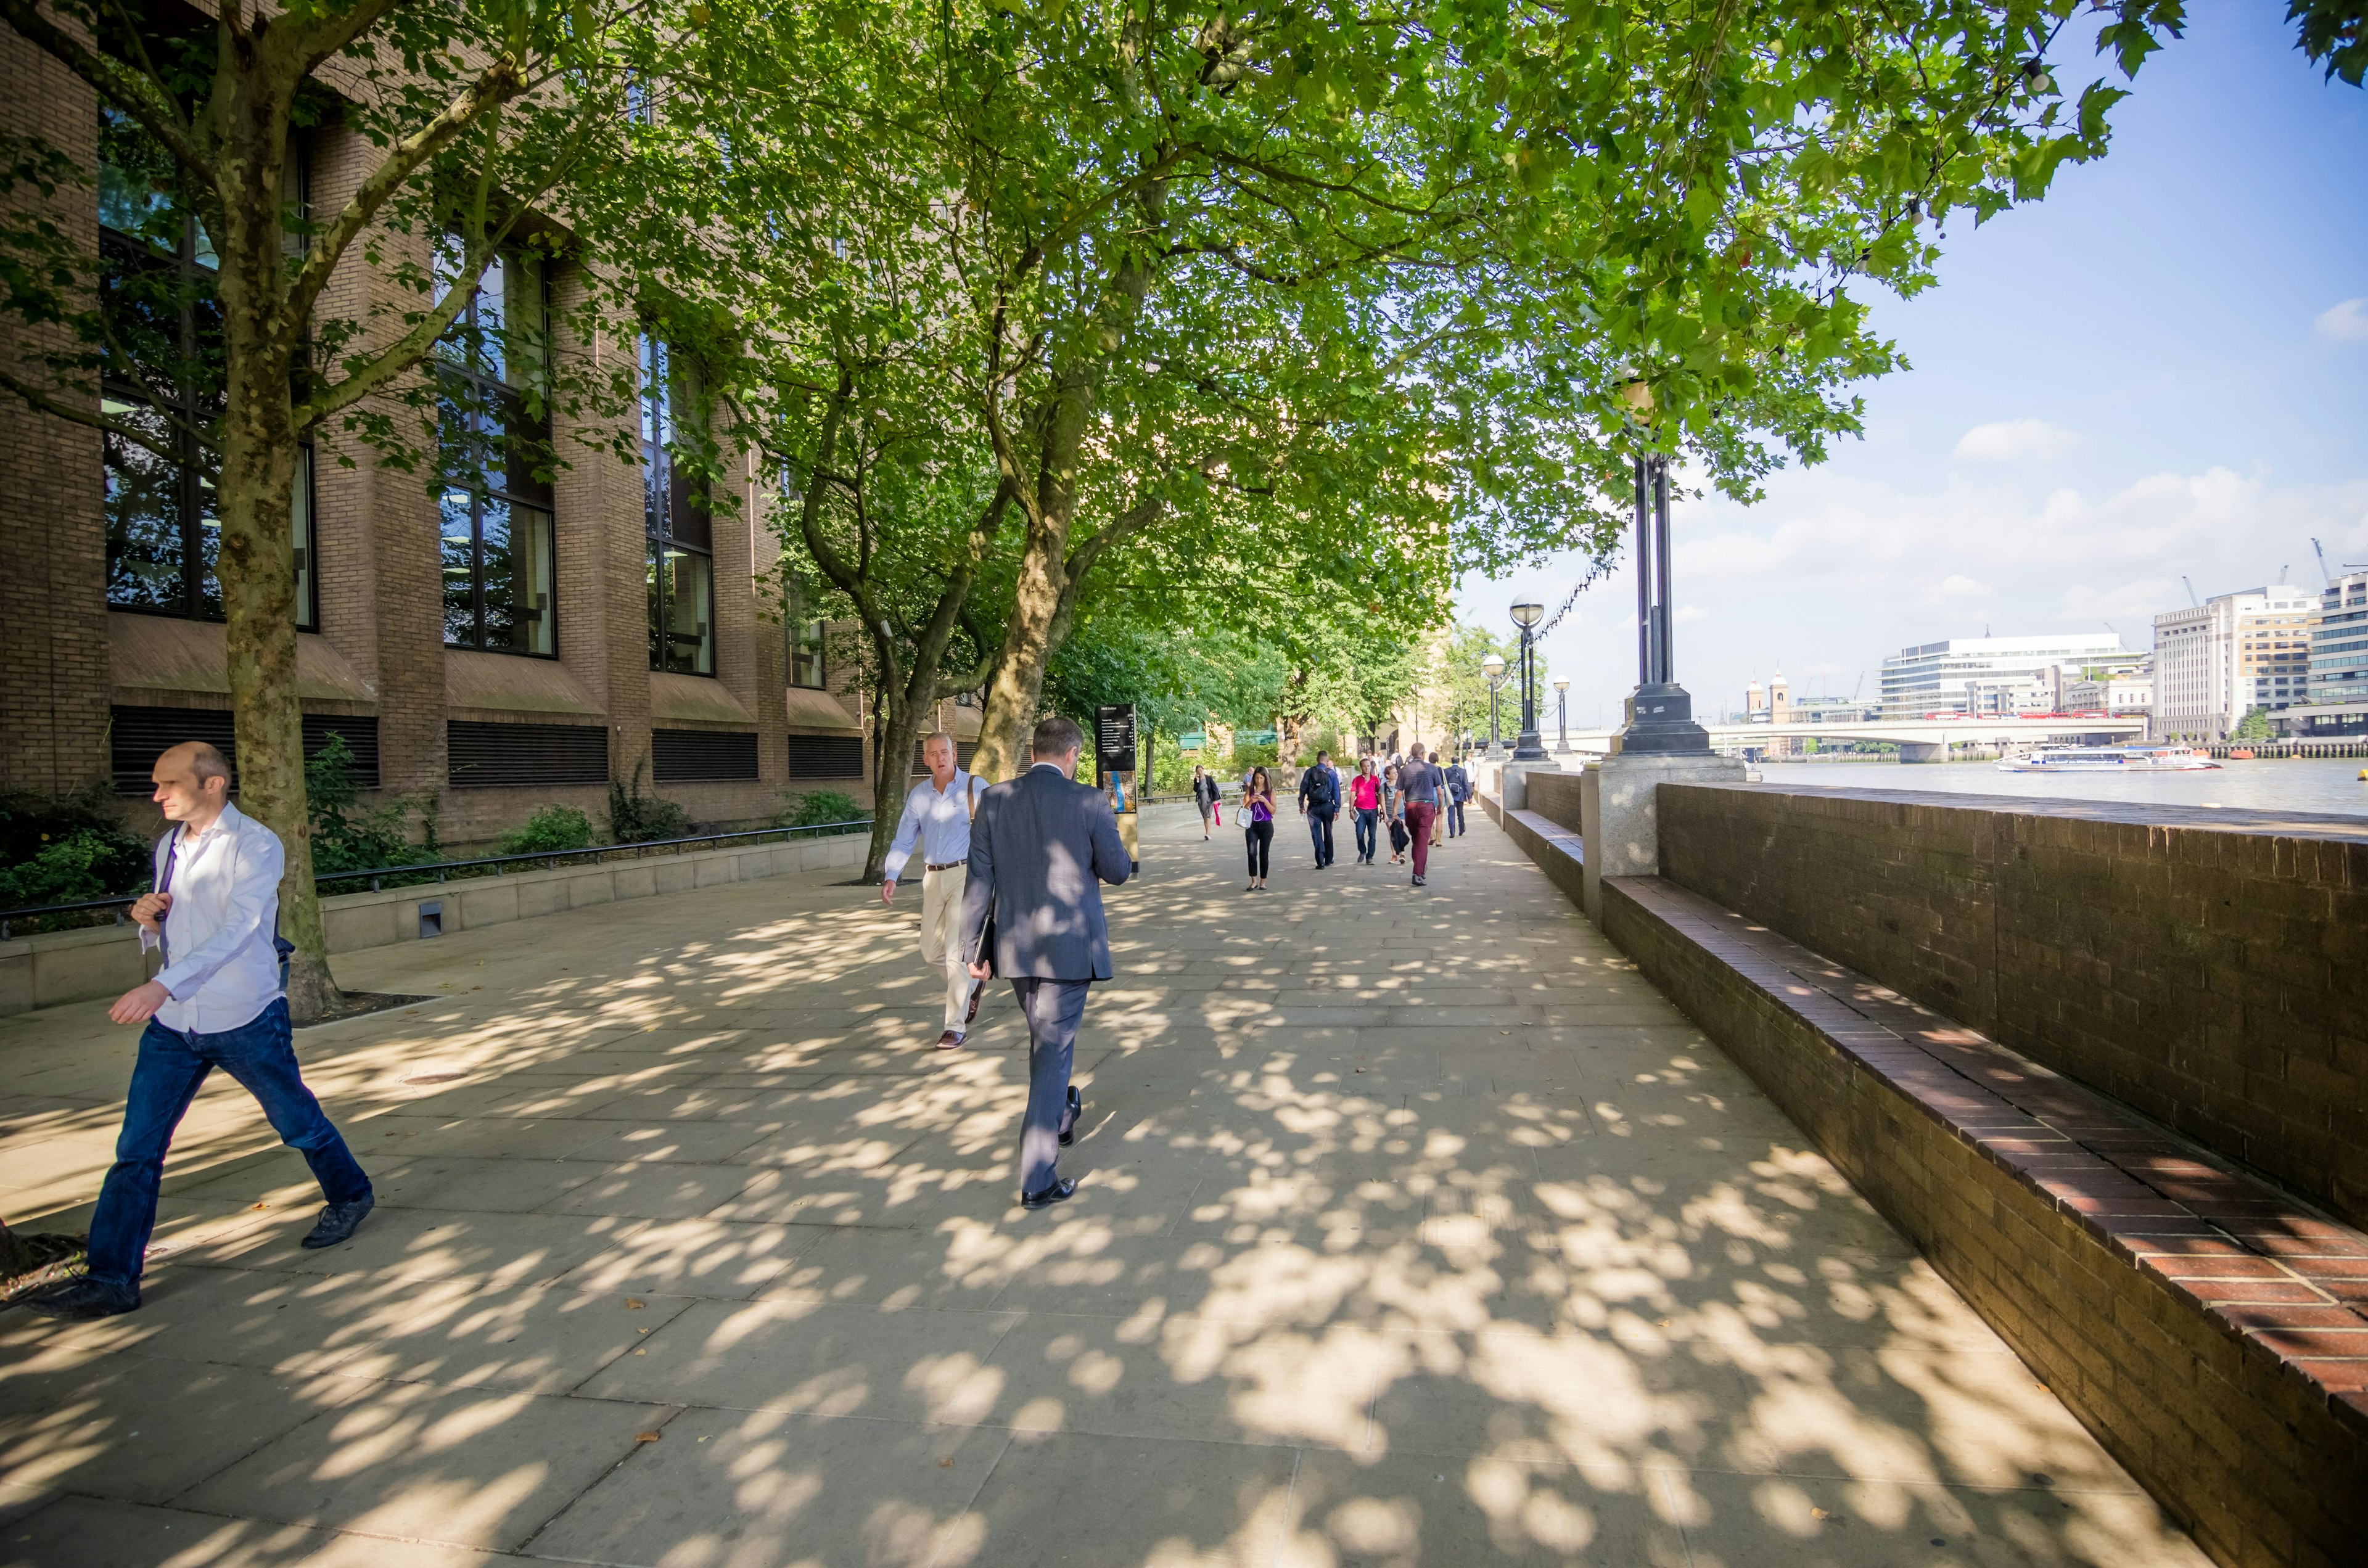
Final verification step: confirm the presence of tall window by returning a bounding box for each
[643,337,713,675]
[438,245,555,656]
[99,109,315,628]
[789,617,826,688]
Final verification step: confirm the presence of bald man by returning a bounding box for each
[21,743,375,1320]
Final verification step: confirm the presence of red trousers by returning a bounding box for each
[1404,802,1437,876]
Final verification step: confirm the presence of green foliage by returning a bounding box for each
[1225,741,1281,774]
[0,782,149,905]
[2288,0,2368,86]
[779,790,866,834]
[2233,707,2276,741]
[306,735,423,874]
[1428,624,1537,750]
[497,806,595,856]
[607,761,693,844]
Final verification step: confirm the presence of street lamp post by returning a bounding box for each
[1553,678,1571,753]
[1510,602,1547,759]
[1482,653,1508,756]
[1612,387,1711,755]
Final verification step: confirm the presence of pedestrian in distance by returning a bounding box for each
[22,743,375,1321]
[1241,766,1278,890]
[1297,748,1341,869]
[958,716,1132,1210]
[1444,753,1471,838]
[1383,761,1408,866]
[1191,765,1220,840]
[1397,742,1446,887]
[1349,758,1382,864]
[879,731,989,1050]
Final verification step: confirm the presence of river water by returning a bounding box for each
[1751,758,2368,818]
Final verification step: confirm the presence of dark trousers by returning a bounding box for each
[1447,799,1466,835]
[86,999,370,1287]
[1011,977,1087,1196]
[1353,808,1378,861]
[1405,802,1439,877]
[1308,810,1336,866]
[1244,819,1273,879]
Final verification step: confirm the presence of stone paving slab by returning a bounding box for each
[0,807,2207,1565]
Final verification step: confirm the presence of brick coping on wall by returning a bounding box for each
[1600,873,2366,1568]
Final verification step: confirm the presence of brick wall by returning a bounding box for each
[1525,770,1583,834]
[1656,784,2368,1228]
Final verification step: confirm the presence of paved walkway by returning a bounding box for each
[0,805,2205,1567]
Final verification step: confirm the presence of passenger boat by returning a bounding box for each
[1996,745,2220,773]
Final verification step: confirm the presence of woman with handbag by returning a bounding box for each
[1241,767,1277,891]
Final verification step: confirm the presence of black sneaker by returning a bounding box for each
[18,1277,140,1320]
[1020,1176,1078,1210]
[301,1194,375,1250]
[1412,875,1426,887]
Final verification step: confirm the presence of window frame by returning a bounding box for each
[788,617,826,689]
[437,246,557,659]
[643,336,716,677]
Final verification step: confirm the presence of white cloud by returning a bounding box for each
[2316,297,2368,343]
[1926,573,1992,602]
[1673,604,1708,623]
[1953,419,2086,462]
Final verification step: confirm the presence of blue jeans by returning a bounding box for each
[1353,808,1378,861]
[85,999,371,1287]
[1447,799,1466,835]
[1308,810,1336,866]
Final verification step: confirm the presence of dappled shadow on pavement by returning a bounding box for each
[0,807,2204,1566]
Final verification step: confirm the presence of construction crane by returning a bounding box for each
[2316,538,2333,589]
[2182,575,2200,608]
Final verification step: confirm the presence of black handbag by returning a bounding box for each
[1388,817,1410,853]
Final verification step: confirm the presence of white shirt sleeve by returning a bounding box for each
[155,827,282,1001]
[881,787,929,882]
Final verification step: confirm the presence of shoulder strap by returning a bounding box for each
[965,774,982,821]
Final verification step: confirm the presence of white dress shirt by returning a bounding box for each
[141,802,286,1033]
[882,769,985,882]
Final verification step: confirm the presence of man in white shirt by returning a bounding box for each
[23,742,375,1320]
[879,731,987,1050]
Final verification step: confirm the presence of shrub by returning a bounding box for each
[780,790,866,834]
[498,805,595,856]
[306,734,419,874]
[0,782,150,906]
[1224,741,1279,774]
[608,760,693,844]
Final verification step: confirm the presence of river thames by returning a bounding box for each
[1752,757,2368,818]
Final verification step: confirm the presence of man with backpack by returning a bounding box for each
[1297,748,1341,869]
[1444,754,1471,837]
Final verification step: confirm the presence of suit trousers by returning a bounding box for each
[1447,800,1466,836]
[1404,802,1439,877]
[917,866,976,1030]
[1011,977,1088,1196]
[1307,810,1336,866]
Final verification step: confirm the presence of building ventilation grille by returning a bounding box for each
[111,707,380,794]
[652,728,760,783]
[787,734,865,780]
[446,721,610,789]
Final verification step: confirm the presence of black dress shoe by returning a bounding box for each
[301,1194,374,1250]
[19,1277,139,1320]
[964,980,984,1026]
[1059,1085,1082,1146]
[1020,1176,1077,1210]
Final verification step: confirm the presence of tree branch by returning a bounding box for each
[0,0,204,171]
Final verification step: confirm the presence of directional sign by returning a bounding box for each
[1095,704,1138,773]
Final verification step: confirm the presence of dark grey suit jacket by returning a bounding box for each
[958,763,1132,982]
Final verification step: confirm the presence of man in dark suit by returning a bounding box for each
[1444,755,1471,838]
[960,715,1133,1209]
[1297,749,1341,868]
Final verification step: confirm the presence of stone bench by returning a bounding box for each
[1601,873,2367,1568]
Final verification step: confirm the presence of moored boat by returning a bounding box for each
[1997,745,2221,773]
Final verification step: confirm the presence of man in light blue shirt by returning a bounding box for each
[880,730,987,1049]
[23,742,374,1321]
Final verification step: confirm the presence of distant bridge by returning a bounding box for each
[1545,715,2149,764]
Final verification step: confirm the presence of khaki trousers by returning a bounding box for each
[918,865,974,1031]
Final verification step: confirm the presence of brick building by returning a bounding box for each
[0,28,895,850]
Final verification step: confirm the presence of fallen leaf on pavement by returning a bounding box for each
[636,1430,662,1443]
[626,1299,646,1309]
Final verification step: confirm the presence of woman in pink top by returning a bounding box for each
[1241,767,1276,891]
[1349,759,1382,864]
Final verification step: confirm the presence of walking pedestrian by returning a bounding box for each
[1444,753,1471,837]
[958,716,1131,1210]
[1349,758,1381,864]
[879,731,988,1050]
[1397,742,1445,887]
[1191,765,1220,840]
[22,743,375,1320]
[1297,748,1341,869]
[1241,766,1277,890]
[1382,761,1408,866]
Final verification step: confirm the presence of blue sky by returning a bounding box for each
[1466,7,2368,728]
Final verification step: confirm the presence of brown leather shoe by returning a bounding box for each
[936,1029,966,1051]
[964,981,984,1025]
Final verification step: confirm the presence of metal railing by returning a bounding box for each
[0,817,872,940]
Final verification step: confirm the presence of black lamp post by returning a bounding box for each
[1482,654,1508,754]
[1511,601,1546,759]
[1553,678,1571,753]
[1612,379,1711,755]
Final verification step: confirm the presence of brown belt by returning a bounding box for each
[925,861,966,872]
